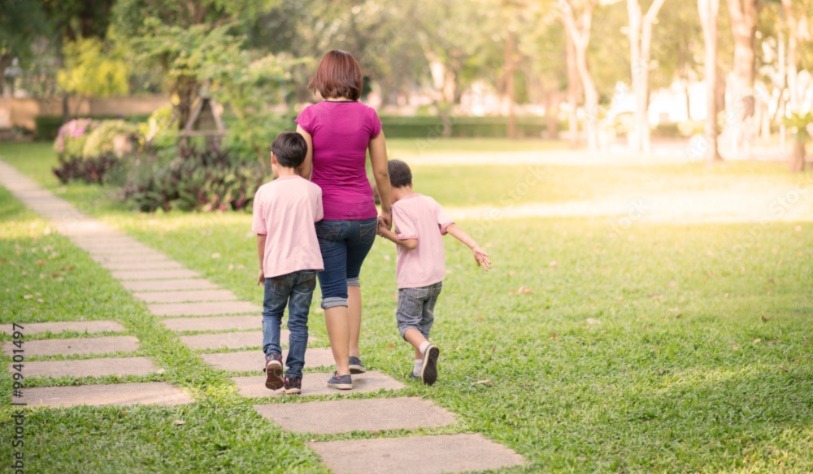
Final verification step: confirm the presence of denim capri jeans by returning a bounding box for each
[315,218,378,309]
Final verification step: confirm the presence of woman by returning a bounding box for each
[296,50,392,390]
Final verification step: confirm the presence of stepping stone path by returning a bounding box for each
[4,335,139,357]
[0,160,526,472]
[23,382,194,408]
[202,347,335,372]
[254,397,455,434]
[16,357,158,378]
[1,320,125,335]
[309,434,526,474]
[233,371,404,398]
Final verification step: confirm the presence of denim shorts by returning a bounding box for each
[315,218,377,309]
[396,281,443,339]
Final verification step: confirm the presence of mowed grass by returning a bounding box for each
[1,141,813,472]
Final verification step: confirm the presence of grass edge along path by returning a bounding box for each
[0,160,528,473]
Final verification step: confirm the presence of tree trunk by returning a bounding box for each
[627,0,667,153]
[725,0,759,157]
[565,32,580,146]
[545,91,561,140]
[562,1,599,151]
[781,0,799,112]
[790,139,806,172]
[504,30,518,140]
[699,0,722,162]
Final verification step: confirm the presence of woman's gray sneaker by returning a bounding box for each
[327,372,352,390]
[349,356,366,374]
[421,345,440,386]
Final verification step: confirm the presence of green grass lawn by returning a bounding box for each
[1,141,812,472]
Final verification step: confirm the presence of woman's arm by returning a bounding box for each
[369,131,392,229]
[296,125,314,180]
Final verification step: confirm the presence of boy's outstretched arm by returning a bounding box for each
[256,234,267,285]
[445,224,491,271]
[377,222,418,250]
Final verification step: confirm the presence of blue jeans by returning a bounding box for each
[262,270,317,378]
[315,218,377,309]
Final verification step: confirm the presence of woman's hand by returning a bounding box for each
[378,211,392,231]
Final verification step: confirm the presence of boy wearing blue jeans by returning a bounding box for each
[377,160,490,385]
[252,132,324,395]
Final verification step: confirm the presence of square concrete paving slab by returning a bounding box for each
[14,357,158,378]
[180,331,264,350]
[112,269,201,281]
[92,253,171,264]
[232,371,404,398]
[134,290,238,304]
[100,260,184,271]
[309,434,526,474]
[254,397,455,435]
[0,320,125,335]
[162,315,262,332]
[4,336,139,357]
[120,279,220,292]
[22,382,194,408]
[150,301,259,317]
[202,347,334,372]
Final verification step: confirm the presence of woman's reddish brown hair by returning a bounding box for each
[308,50,362,101]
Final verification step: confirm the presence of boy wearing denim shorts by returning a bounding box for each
[377,160,491,385]
[252,132,324,395]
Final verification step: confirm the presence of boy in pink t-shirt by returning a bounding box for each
[377,160,491,385]
[252,132,324,395]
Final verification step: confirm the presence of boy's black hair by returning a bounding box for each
[271,132,308,168]
[387,159,412,188]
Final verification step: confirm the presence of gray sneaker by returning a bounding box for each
[421,345,440,386]
[349,356,366,374]
[327,372,352,390]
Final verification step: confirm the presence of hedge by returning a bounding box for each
[37,113,560,142]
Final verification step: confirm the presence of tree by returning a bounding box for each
[560,0,601,151]
[0,0,46,95]
[114,0,277,132]
[56,33,130,103]
[626,0,667,153]
[698,0,723,162]
[725,0,760,156]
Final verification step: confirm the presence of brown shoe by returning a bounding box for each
[264,354,284,390]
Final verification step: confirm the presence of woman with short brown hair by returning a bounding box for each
[296,50,392,390]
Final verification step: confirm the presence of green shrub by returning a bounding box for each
[52,153,119,184]
[82,120,139,158]
[121,146,267,212]
[36,114,149,141]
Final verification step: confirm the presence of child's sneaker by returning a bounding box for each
[264,354,284,390]
[421,345,440,386]
[283,376,302,395]
[327,372,352,390]
[349,356,366,374]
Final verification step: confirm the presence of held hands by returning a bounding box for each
[377,211,392,231]
[472,247,491,272]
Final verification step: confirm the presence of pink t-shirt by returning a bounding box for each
[392,194,455,289]
[252,175,324,278]
[295,101,382,221]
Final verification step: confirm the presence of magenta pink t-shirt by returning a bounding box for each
[295,101,382,221]
[252,176,324,278]
[392,194,455,289]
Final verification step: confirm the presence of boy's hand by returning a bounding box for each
[472,247,491,272]
[257,270,265,286]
